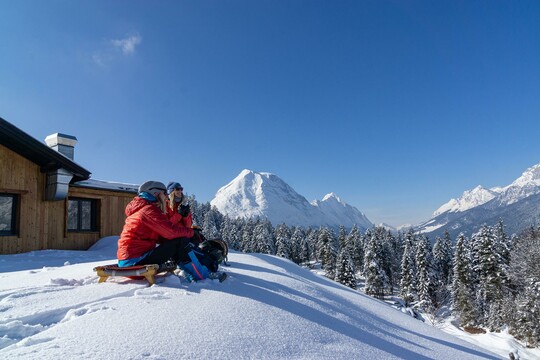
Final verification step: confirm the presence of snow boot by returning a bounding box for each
[208,271,228,283]
[158,259,177,273]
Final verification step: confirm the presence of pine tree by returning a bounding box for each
[378,227,400,294]
[514,279,540,347]
[300,228,317,265]
[415,235,437,312]
[400,230,417,305]
[508,226,540,345]
[202,208,220,239]
[290,227,306,264]
[433,230,454,286]
[348,225,364,272]
[241,218,256,253]
[318,227,338,279]
[432,231,454,310]
[253,219,275,255]
[275,223,291,259]
[452,233,477,326]
[364,231,388,299]
[335,249,357,289]
[338,225,348,252]
[473,225,504,326]
[220,216,237,250]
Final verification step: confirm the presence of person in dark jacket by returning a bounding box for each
[117,180,196,270]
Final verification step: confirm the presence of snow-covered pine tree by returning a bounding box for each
[338,225,348,252]
[290,226,306,264]
[432,231,454,309]
[472,224,504,327]
[298,229,313,266]
[400,229,417,305]
[220,216,236,250]
[364,230,388,299]
[508,226,540,346]
[274,223,291,259]
[241,218,256,253]
[379,227,400,294]
[253,218,276,255]
[433,230,454,286]
[452,233,477,327]
[415,235,437,312]
[514,278,540,347]
[202,207,221,240]
[348,225,364,272]
[318,227,338,279]
[335,248,357,289]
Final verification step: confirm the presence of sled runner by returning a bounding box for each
[93,264,160,285]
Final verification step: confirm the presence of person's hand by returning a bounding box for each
[178,204,190,217]
[192,227,205,243]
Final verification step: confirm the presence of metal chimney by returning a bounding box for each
[44,133,77,200]
[44,133,77,160]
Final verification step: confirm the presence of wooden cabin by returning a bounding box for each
[0,117,137,254]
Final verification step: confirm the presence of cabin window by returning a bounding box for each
[67,198,99,232]
[0,193,18,236]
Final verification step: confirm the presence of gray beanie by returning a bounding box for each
[138,181,167,197]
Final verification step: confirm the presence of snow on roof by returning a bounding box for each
[73,178,139,193]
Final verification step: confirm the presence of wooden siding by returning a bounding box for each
[1,145,135,254]
[67,186,134,250]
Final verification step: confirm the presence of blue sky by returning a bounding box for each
[1,1,539,226]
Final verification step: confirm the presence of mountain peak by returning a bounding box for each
[322,192,342,203]
[511,163,540,187]
[211,170,373,229]
[432,185,498,217]
[419,161,540,237]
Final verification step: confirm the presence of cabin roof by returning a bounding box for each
[0,117,91,182]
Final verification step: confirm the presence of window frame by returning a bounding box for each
[0,193,19,236]
[67,197,100,233]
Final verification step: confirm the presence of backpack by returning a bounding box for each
[199,239,229,265]
[180,248,218,281]
[179,239,229,281]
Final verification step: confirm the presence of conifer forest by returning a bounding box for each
[189,197,540,348]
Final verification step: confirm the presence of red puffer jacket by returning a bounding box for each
[117,197,195,261]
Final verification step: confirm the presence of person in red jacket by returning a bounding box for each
[117,180,196,270]
[165,181,192,228]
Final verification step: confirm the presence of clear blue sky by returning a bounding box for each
[2,1,539,226]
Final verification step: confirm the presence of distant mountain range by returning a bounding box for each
[416,163,540,238]
[210,169,373,230]
[208,163,540,238]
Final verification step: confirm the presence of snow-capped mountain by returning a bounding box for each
[417,162,540,238]
[210,169,373,230]
[432,185,500,217]
[490,163,540,207]
[311,192,372,230]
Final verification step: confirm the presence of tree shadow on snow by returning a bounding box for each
[223,271,498,360]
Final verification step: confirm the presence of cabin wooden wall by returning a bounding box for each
[67,186,134,250]
[1,145,135,254]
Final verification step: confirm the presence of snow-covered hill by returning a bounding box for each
[1,236,529,359]
[211,170,373,230]
[417,162,540,237]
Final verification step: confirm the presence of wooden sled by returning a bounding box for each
[94,264,160,285]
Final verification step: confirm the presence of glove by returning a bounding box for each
[192,227,205,243]
[178,204,190,217]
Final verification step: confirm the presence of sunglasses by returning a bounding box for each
[174,187,183,191]
[148,187,167,193]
